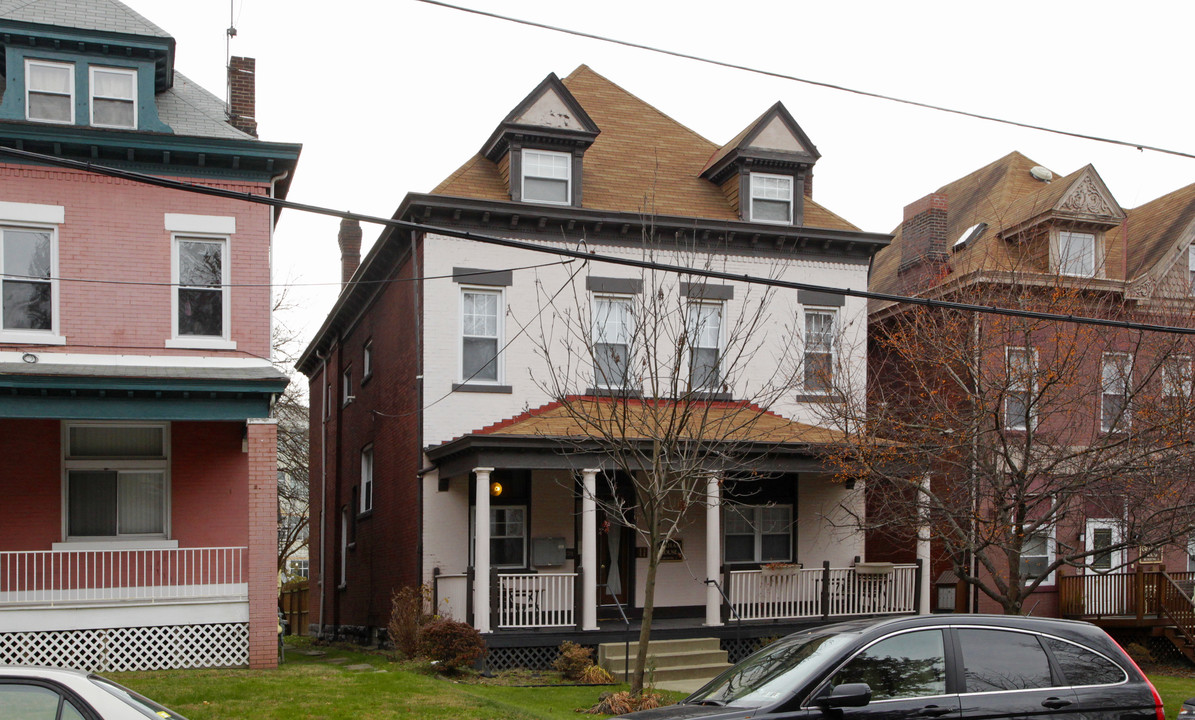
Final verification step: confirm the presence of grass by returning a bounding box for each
[1149,672,1195,719]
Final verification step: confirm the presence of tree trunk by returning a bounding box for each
[631,540,660,695]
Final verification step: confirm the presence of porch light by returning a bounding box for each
[490,481,503,497]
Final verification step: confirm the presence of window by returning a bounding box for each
[1189,245,1194,295]
[174,236,228,339]
[593,295,634,389]
[342,366,353,405]
[461,288,501,383]
[1,225,55,334]
[339,506,348,588]
[803,309,835,393]
[25,59,73,123]
[287,558,310,579]
[957,629,1053,692]
[1042,636,1126,686]
[90,66,136,128]
[689,302,723,391]
[1020,529,1053,584]
[831,630,947,701]
[360,446,373,513]
[491,506,526,568]
[522,149,571,204]
[1188,535,1194,573]
[0,684,86,720]
[1005,347,1036,431]
[1058,231,1096,277]
[64,423,169,539]
[1101,353,1132,432]
[363,340,373,380]
[1162,356,1192,398]
[724,504,791,564]
[749,173,793,224]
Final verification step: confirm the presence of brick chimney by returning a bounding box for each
[227,56,257,137]
[898,193,949,277]
[338,219,362,284]
[803,170,813,198]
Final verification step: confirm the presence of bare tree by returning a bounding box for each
[273,286,310,575]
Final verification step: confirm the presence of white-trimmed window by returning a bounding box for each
[1163,356,1193,398]
[1101,353,1132,432]
[1085,519,1123,573]
[803,309,836,393]
[522,149,571,205]
[363,339,373,380]
[1019,527,1054,584]
[1,225,57,337]
[25,59,73,124]
[342,366,353,405]
[688,301,723,391]
[749,173,793,224]
[89,66,136,129]
[1057,231,1096,277]
[1005,347,1037,431]
[63,423,169,540]
[461,287,502,383]
[593,295,634,389]
[1188,535,1194,573]
[360,445,374,513]
[724,504,792,564]
[491,506,526,568]
[173,235,230,343]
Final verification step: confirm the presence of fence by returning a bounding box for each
[1060,569,1195,619]
[279,581,309,635]
[496,573,577,628]
[729,563,919,621]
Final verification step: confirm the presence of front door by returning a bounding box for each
[597,509,634,614]
[1084,519,1123,574]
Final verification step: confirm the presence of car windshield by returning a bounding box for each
[89,675,190,720]
[687,631,855,708]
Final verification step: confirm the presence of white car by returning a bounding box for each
[0,666,188,719]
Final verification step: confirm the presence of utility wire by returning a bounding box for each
[414,0,1195,161]
[4,145,1195,337]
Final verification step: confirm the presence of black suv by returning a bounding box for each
[620,615,1163,720]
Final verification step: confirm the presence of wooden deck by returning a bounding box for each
[1060,568,1195,663]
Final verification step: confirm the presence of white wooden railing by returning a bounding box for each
[0,547,248,605]
[729,564,918,621]
[496,572,576,628]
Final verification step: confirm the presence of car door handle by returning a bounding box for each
[1041,698,1073,710]
[919,705,954,717]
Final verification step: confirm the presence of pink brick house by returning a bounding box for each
[0,0,300,671]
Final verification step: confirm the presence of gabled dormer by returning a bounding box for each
[701,102,820,226]
[480,72,600,207]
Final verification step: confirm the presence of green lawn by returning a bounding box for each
[1151,672,1195,720]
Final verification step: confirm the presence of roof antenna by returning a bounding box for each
[225,0,237,106]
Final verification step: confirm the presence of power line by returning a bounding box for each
[414,0,1195,162]
[4,145,1195,337]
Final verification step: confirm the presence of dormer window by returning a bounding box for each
[522,149,571,205]
[750,173,793,224]
[1057,231,1095,277]
[90,67,137,129]
[26,60,74,124]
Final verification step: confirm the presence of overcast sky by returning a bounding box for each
[122,0,1195,360]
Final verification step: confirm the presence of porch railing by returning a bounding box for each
[729,563,918,621]
[496,572,577,628]
[1061,569,1195,620]
[0,547,248,605]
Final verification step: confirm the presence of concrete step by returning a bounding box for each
[605,661,734,684]
[597,637,720,664]
[601,648,729,673]
[597,637,732,689]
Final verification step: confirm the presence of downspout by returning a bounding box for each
[317,350,328,636]
[268,170,289,367]
[412,229,425,582]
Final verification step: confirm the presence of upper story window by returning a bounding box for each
[1162,356,1193,398]
[593,295,634,389]
[1057,231,1096,277]
[688,301,723,392]
[749,173,793,224]
[522,149,571,205]
[174,236,229,342]
[2,225,55,335]
[362,339,373,381]
[1005,347,1037,431]
[90,66,137,129]
[803,309,836,393]
[342,365,353,405]
[26,59,74,124]
[1100,352,1132,432]
[1019,528,1054,585]
[461,287,502,383]
[360,445,374,513]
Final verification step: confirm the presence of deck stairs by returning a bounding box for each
[598,637,732,693]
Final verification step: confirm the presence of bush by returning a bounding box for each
[387,584,432,659]
[580,664,614,684]
[418,619,485,670]
[582,691,669,714]
[553,641,594,680]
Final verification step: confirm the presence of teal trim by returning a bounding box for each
[0,394,271,420]
[0,375,289,394]
[0,21,174,90]
[0,121,302,162]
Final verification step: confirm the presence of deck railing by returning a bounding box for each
[1060,570,1195,619]
[729,563,918,621]
[0,547,248,605]
[496,572,577,628]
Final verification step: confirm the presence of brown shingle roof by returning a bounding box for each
[1119,183,1195,280]
[433,65,858,232]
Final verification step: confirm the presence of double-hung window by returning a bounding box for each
[26,59,73,124]
[1,225,55,335]
[749,173,793,224]
[64,423,169,540]
[522,149,571,204]
[1162,356,1193,399]
[360,446,374,513]
[803,309,835,393]
[490,506,526,568]
[1005,347,1036,431]
[90,66,136,129]
[1019,528,1054,584]
[174,236,229,341]
[1058,231,1096,277]
[461,288,501,383]
[1100,353,1132,432]
[342,366,353,405]
[593,295,634,389]
[724,504,791,564]
[688,302,723,391]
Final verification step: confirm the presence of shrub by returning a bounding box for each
[553,640,594,680]
[418,619,485,670]
[387,584,431,659]
[580,664,614,684]
[582,691,670,714]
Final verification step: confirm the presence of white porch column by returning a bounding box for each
[581,468,599,631]
[917,474,932,615]
[474,467,494,634]
[705,474,723,627]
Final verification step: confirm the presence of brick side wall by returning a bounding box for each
[171,421,249,547]
[0,419,61,549]
[0,163,273,359]
[246,419,277,668]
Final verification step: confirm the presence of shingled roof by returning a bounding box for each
[0,0,169,37]
[1119,183,1195,283]
[433,65,858,232]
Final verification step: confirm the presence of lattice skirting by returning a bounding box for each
[723,636,770,664]
[486,643,583,671]
[0,622,249,672]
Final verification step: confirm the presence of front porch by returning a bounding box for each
[1060,568,1195,664]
